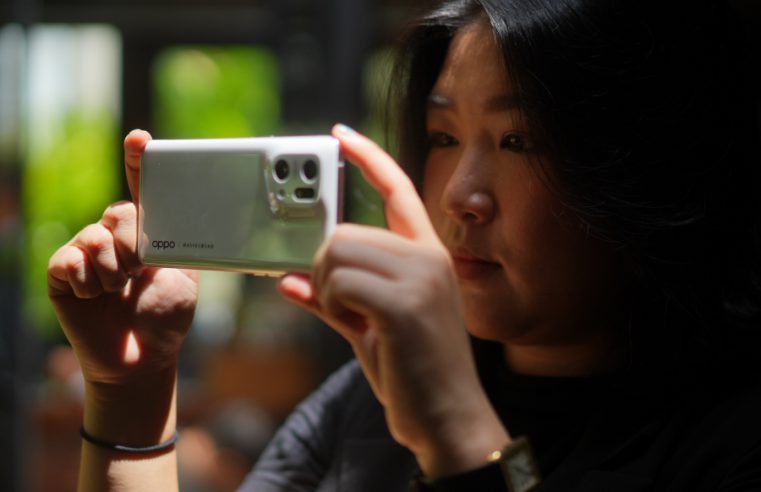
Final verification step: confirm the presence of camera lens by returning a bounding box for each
[274,159,290,181]
[302,160,318,182]
[295,188,315,200]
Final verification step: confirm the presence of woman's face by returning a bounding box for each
[423,22,628,347]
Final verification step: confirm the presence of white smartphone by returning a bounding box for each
[138,136,344,276]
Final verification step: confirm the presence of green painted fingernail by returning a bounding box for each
[335,124,356,135]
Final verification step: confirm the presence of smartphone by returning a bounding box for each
[138,136,344,276]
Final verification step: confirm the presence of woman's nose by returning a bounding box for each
[441,158,495,225]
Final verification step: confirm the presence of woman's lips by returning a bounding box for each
[451,252,501,280]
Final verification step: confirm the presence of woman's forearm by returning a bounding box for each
[79,443,178,492]
[78,372,179,492]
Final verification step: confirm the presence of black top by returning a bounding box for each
[239,340,761,491]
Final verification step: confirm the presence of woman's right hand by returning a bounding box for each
[47,130,198,446]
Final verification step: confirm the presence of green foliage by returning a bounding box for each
[23,111,119,336]
[361,48,395,149]
[350,48,395,228]
[153,47,281,138]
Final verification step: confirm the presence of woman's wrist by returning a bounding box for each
[83,368,178,449]
[413,401,510,480]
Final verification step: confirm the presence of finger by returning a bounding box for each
[332,124,439,244]
[322,223,419,257]
[318,266,397,330]
[278,274,367,347]
[48,244,103,299]
[278,274,385,404]
[70,223,129,293]
[48,245,75,297]
[312,226,414,294]
[278,272,369,340]
[99,200,144,276]
[124,129,152,201]
[278,274,317,306]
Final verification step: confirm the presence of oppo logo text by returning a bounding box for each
[152,240,176,250]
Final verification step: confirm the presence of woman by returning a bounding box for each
[48,0,761,490]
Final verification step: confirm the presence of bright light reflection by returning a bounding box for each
[123,330,141,365]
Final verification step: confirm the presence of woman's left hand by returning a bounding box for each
[278,125,510,477]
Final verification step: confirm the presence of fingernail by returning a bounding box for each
[107,200,131,209]
[279,275,312,301]
[334,123,356,135]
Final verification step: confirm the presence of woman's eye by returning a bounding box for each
[500,133,534,152]
[427,132,458,148]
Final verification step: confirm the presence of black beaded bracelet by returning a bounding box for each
[80,425,179,453]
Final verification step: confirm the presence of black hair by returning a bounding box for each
[390,0,761,382]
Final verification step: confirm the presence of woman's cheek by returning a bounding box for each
[421,159,451,222]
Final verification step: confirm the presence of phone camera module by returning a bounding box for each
[294,188,315,200]
[274,159,290,182]
[301,159,318,182]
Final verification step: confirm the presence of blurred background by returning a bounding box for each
[0,0,432,490]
